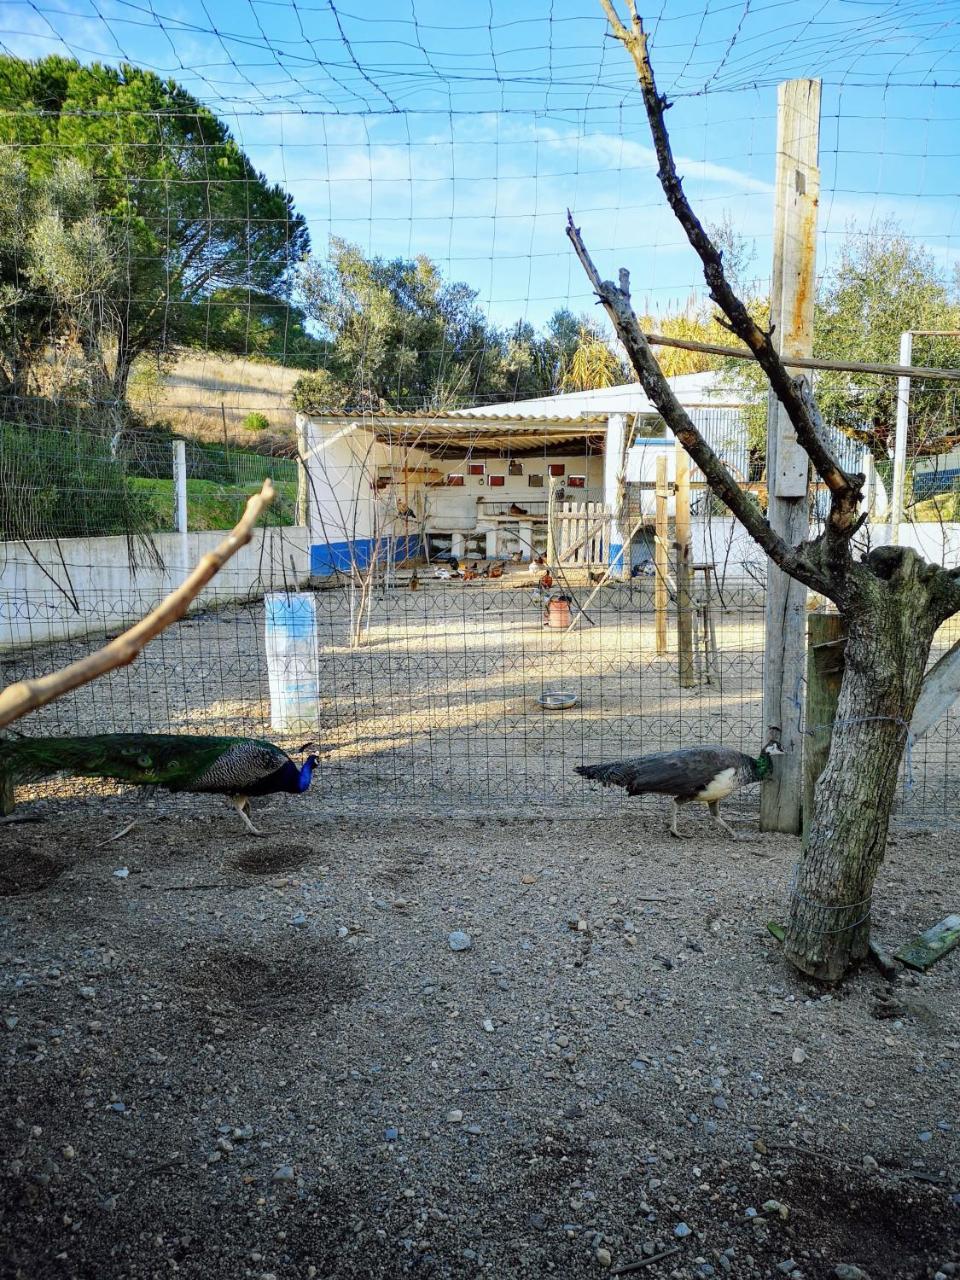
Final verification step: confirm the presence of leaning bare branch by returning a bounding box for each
[566,215,831,596]
[598,1,862,518]
[0,480,275,729]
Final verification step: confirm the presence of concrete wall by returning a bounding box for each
[0,526,309,651]
[676,519,960,583]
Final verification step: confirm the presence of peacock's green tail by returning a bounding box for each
[0,733,265,792]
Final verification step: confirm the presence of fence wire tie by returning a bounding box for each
[787,867,874,934]
[787,694,918,796]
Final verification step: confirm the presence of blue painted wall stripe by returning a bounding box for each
[310,536,422,577]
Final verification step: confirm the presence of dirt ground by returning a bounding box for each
[1,796,958,1280]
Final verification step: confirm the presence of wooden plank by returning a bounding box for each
[802,610,845,844]
[655,455,669,656]
[761,78,821,835]
[674,442,695,687]
[895,914,960,971]
[545,477,557,566]
[867,938,899,980]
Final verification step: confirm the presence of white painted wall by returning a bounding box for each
[0,526,309,651]
[682,519,960,582]
[424,453,603,533]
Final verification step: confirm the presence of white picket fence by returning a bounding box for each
[553,500,611,568]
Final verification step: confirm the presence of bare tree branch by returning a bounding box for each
[566,215,830,595]
[598,1,863,520]
[0,480,275,729]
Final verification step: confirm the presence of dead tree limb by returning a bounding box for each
[598,1,861,506]
[566,216,830,597]
[0,480,275,729]
[578,2,960,983]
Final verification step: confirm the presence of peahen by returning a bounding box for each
[575,743,783,840]
[0,734,320,836]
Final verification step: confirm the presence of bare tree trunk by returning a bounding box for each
[788,552,942,979]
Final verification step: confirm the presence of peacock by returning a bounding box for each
[0,734,320,836]
[575,743,783,840]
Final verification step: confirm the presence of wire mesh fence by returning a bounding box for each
[4,573,958,831]
[0,419,299,541]
[1,2,960,837]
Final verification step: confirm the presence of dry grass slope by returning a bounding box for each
[130,352,302,445]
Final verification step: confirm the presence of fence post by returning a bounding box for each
[655,453,669,655]
[296,417,311,530]
[890,330,913,544]
[674,441,695,686]
[802,609,846,843]
[761,78,821,835]
[173,440,188,534]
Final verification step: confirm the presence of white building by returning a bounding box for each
[298,372,751,577]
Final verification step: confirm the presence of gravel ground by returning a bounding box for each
[1,797,958,1280]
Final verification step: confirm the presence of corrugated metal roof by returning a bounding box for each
[452,371,748,418]
[301,412,609,454]
[302,412,609,428]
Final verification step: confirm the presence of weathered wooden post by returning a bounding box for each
[655,453,669,655]
[674,441,695,686]
[802,609,845,842]
[761,78,821,833]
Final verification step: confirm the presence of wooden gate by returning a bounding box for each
[552,500,610,568]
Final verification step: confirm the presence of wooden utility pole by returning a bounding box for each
[760,78,821,833]
[674,441,694,686]
[654,453,669,655]
[802,609,845,842]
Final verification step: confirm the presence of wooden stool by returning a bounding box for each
[692,561,720,684]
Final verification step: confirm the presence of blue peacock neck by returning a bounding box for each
[296,756,319,792]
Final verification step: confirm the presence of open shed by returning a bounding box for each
[298,373,749,576]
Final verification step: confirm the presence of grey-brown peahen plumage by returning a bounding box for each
[0,734,320,835]
[575,743,782,839]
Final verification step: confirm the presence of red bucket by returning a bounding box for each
[546,598,572,629]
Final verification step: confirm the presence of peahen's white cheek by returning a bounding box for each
[694,767,738,803]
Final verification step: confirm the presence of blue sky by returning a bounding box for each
[4,0,960,330]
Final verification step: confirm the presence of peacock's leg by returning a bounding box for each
[708,800,738,841]
[669,798,685,839]
[231,795,263,836]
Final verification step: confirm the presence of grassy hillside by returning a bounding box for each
[127,476,298,531]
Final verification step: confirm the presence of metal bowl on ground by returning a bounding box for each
[536,689,579,710]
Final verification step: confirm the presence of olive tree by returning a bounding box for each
[571,1,960,981]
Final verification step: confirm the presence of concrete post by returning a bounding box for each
[603,411,628,578]
[173,440,188,534]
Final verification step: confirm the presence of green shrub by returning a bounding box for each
[242,411,270,432]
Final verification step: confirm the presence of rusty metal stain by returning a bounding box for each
[783,185,818,360]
